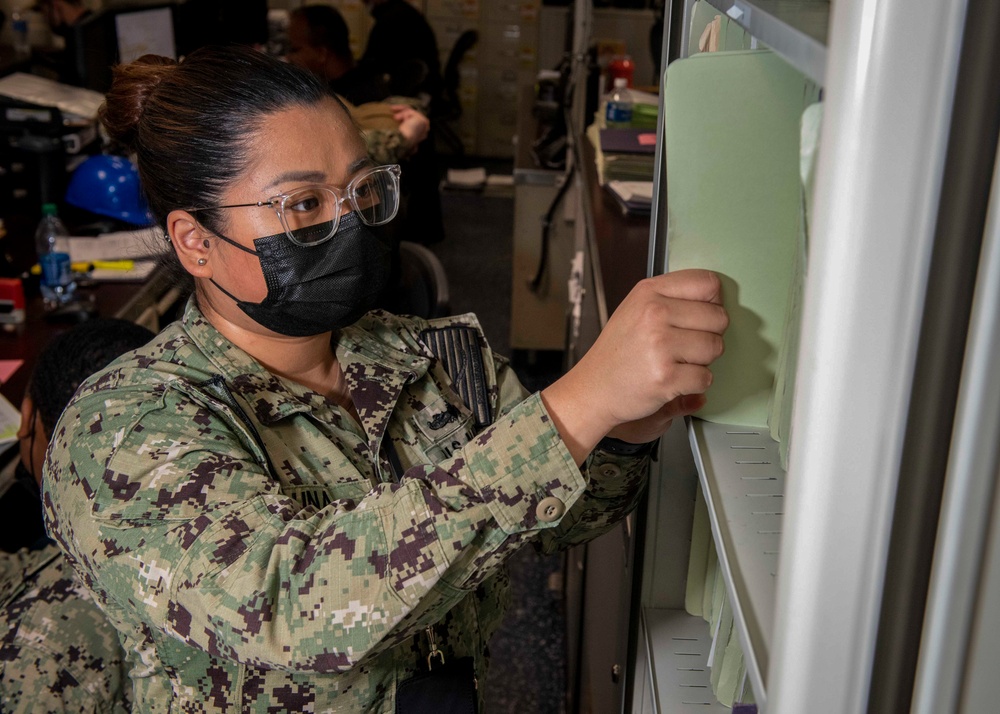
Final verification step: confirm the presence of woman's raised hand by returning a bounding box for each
[541,269,729,464]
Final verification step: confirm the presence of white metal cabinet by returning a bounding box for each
[632,0,1000,712]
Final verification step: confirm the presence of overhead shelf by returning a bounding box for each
[702,0,830,84]
[688,417,787,707]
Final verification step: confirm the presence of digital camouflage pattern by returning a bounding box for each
[345,97,419,165]
[0,542,130,712]
[362,128,408,167]
[43,299,650,713]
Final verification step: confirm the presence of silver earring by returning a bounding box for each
[197,258,207,266]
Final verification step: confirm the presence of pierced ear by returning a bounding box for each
[167,210,213,277]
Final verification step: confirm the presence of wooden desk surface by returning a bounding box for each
[580,137,651,315]
[0,269,176,405]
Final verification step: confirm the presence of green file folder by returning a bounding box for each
[685,483,713,617]
[665,49,818,427]
[769,102,824,467]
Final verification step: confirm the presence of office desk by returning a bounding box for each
[0,266,181,405]
[565,134,651,367]
[580,137,651,315]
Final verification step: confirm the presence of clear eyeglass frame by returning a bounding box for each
[187,164,401,247]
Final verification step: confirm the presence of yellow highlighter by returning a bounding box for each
[31,260,135,275]
[86,260,135,272]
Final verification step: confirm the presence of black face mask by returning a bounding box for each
[210,212,391,337]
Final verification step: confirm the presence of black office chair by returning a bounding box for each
[386,58,430,103]
[393,241,450,319]
[434,29,479,157]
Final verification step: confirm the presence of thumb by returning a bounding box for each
[662,393,706,420]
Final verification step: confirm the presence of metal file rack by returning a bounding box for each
[634,0,1000,713]
[695,0,828,84]
[687,420,784,703]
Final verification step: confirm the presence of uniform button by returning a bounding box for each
[536,496,565,523]
[600,464,622,479]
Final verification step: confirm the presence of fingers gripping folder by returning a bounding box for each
[419,326,493,430]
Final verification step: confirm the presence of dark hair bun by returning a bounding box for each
[99,54,178,151]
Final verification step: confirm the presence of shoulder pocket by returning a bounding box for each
[92,391,275,523]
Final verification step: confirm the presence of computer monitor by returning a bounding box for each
[66,3,177,93]
[115,6,176,65]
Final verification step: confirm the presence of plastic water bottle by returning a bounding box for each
[11,13,30,57]
[605,77,633,128]
[35,204,76,306]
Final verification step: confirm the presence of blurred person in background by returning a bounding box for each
[288,4,443,246]
[0,318,153,711]
[31,0,93,85]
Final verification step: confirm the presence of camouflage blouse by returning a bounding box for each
[0,542,130,712]
[43,299,649,713]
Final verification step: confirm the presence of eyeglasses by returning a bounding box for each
[188,164,401,246]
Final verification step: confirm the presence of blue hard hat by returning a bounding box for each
[66,155,154,225]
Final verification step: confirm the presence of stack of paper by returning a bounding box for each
[443,167,487,190]
[0,72,104,121]
[605,180,653,216]
[0,392,21,448]
[586,124,657,185]
[600,127,656,183]
[61,229,166,282]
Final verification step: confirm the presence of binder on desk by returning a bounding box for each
[587,124,656,185]
[598,127,657,155]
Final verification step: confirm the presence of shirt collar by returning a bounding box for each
[181,299,430,426]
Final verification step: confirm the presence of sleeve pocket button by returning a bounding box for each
[536,496,566,523]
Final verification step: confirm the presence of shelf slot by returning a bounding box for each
[643,608,731,713]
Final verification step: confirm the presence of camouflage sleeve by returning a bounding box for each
[535,449,650,554]
[44,381,586,675]
[362,128,409,165]
[0,554,130,713]
[490,354,651,554]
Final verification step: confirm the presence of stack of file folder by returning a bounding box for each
[587,125,657,185]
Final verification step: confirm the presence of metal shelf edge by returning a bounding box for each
[702,0,829,85]
[687,417,788,707]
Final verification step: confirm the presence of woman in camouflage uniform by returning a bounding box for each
[42,46,727,712]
